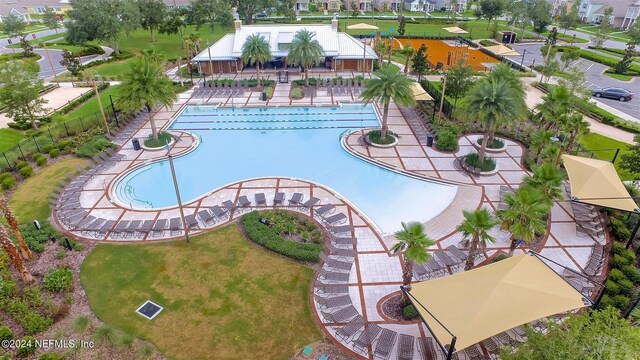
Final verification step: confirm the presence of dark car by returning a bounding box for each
[593,87,634,102]
[255,12,268,18]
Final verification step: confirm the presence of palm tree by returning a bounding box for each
[524,163,565,206]
[0,224,33,284]
[529,129,556,165]
[287,30,324,86]
[391,222,435,305]
[375,41,387,68]
[464,78,525,165]
[398,46,415,74]
[119,55,178,141]
[496,186,549,256]
[535,85,571,131]
[241,34,272,87]
[484,63,526,143]
[0,195,31,260]
[561,111,590,153]
[361,66,415,140]
[457,209,499,271]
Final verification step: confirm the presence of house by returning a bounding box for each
[318,0,342,11]
[163,0,191,9]
[192,18,377,73]
[295,0,310,11]
[0,0,71,22]
[578,0,640,29]
[0,8,32,23]
[427,0,467,12]
[374,0,402,11]
[405,0,437,12]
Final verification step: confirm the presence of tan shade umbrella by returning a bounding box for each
[347,23,380,30]
[562,154,639,212]
[483,44,521,56]
[411,82,433,101]
[407,254,589,353]
[442,26,469,34]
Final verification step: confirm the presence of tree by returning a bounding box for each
[529,129,556,164]
[558,0,581,35]
[397,15,406,36]
[0,224,33,284]
[287,30,324,86]
[241,34,272,87]
[0,14,27,39]
[42,7,61,34]
[457,209,498,271]
[276,0,296,21]
[501,307,640,359]
[560,112,589,154]
[0,61,48,129]
[350,1,359,17]
[119,55,177,141]
[535,84,570,131]
[559,48,580,71]
[626,20,640,46]
[0,195,32,261]
[620,134,640,176]
[19,38,34,57]
[137,0,167,42]
[614,45,636,74]
[591,7,613,48]
[464,73,525,164]
[391,222,435,305]
[398,46,415,74]
[361,66,415,140]
[236,0,276,25]
[445,59,474,112]
[66,0,141,54]
[475,0,505,30]
[411,44,429,81]
[159,8,188,48]
[496,186,549,256]
[60,50,82,77]
[523,163,565,205]
[187,0,234,42]
[375,41,387,68]
[530,0,553,36]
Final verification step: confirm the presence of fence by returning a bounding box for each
[0,106,116,172]
[569,144,621,164]
[420,80,454,118]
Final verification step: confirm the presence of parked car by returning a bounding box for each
[593,87,634,102]
[256,12,268,18]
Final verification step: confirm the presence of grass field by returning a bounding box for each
[81,224,322,360]
[578,133,634,180]
[10,158,88,222]
[65,85,122,119]
[0,129,25,153]
[605,72,634,81]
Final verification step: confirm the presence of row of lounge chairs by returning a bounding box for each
[413,245,473,280]
[194,88,245,98]
[104,109,147,144]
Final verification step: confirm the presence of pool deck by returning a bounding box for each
[52,80,610,360]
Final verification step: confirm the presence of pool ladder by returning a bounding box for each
[122,185,153,209]
[339,129,352,139]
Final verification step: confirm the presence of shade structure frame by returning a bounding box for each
[347,23,380,30]
[442,26,469,34]
[483,44,521,56]
[411,82,433,101]
[403,252,592,356]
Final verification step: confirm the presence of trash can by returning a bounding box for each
[426,134,435,147]
[132,138,141,151]
[261,91,267,101]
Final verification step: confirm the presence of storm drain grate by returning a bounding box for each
[135,300,163,320]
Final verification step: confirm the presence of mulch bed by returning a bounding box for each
[381,293,406,321]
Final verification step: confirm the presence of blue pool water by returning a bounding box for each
[113,104,457,233]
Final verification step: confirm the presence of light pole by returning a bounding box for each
[91,71,109,133]
[41,40,57,79]
[437,70,447,125]
[165,142,190,243]
[520,49,527,67]
[206,40,213,83]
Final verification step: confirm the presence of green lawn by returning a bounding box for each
[65,85,122,119]
[0,129,25,152]
[578,133,633,180]
[9,158,88,222]
[575,26,631,42]
[0,24,47,39]
[605,72,634,81]
[81,224,322,360]
[6,32,67,48]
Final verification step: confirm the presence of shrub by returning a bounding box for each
[617,279,634,295]
[75,135,114,158]
[18,165,33,179]
[612,254,631,268]
[48,148,60,158]
[621,248,636,264]
[93,325,118,346]
[1,177,16,190]
[610,241,627,256]
[55,250,66,259]
[0,326,13,341]
[32,153,44,161]
[0,172,10,182]
[143,132,172,148]
[241,211,323,262]
[435,129,458,152]
[72,315,90,333]
[56,140,73,152]
[16,336,37,357]
[621,265,640,283]
[403,304,418,320]
[41,144,54,153]
[18,221,59,252]
[16,161,29,170]
[611,294,631,309]
[290,87,304,99]
[610,217,631,241]
[38,353,63,360]
[464,153,496,172]
[605,279,621,295]
[57,237,84,251]
[368,130,396,145]
[476,137,505,149]
[43,268,73,292]
[608,268,626,282]
[35,156,47,167]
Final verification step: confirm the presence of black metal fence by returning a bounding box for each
[0,107,116,172]
[420,80,454,118]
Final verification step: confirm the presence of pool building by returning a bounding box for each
[192,18,378,74]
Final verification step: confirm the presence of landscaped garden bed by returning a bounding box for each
[366,130,399,147]
[142,131,172,149]
[241,210,324,262]
[463,153,498,174]
[475,137,507,153]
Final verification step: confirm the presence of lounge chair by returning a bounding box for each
[289,193,303,205]
[83,218,106,236]
[328,225,352,235]
[462,345,485,359]
[324,213,347,226]
[396,334,415,360]
[112,220,130,238]
[318,269,350,283]
[300,197,320,210]
[481,338,500,354]
[352,324,382,353]
[417,337,438,360]
[334,315,364,341]
[169,217,182,235]
[331,235,356,246]
[138,220,154,237]
[123,220,141,238]
[237,196,251,211]
[315,204,335,217]
[75,215,97,230]
[314,280,349,295]
[434,251,457,267]
[222,200,237,215]
[184,214,199,230]
[95,220,116,238]
[314,294,352,309]
[151,219,169,236]
[373,328,397,359]
[210,205,227,220]
[255,193,267,206]
[274,192,285,205]
[320,305,358,323]
[327,243,355,259]
[197,209,215,225]
[321,253,353,271]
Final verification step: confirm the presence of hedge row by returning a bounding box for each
[241,211,323,262]
[79,51,134,71]
[556,46,640,75]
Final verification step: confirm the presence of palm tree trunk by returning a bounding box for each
[478,132,489,165]
[305,66,309,86]
[147,104,158,141]
[257,62,262,88]
[380,100,390,139]
[404,56,410,74]
[0,225,33,284]
[0,196,31,260]
[508,236,518,256]
[566,131,577,153]
[400,257,414,307]
[464,236,479,271]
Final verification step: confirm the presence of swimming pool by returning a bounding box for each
[113,104,457,233]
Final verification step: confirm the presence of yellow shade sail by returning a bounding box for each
[442,26,469,34]
[562,154,639,212]
[408,254,589,353]
[483,44,521,56]
[411,82,433,101]
[347,23,380,30]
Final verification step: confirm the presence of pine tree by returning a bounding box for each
[397,15,406,36]
[614,45,636,74]
[411,44,429,81]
